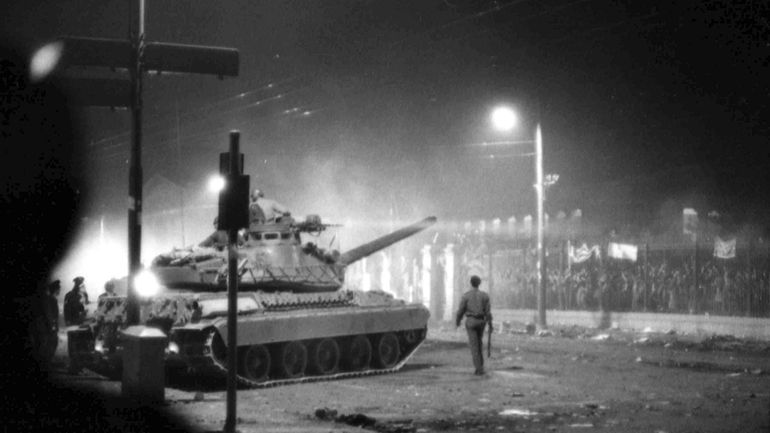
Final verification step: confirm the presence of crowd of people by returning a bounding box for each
[490,255,770,318]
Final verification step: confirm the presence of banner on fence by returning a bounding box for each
[608,242,638,262]
[713,236,736,259]
[569,243,601,264]
[683,208,698,241]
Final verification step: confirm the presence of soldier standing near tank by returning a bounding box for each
[41,280,61,367]
[455,275,493,375]
[63,276,88,326]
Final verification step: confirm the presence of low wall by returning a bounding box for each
[490,309,770,340]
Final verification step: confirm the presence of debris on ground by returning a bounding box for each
[337,412,377,428]
[314,407,416,433]
[631,333,770,353]
[636,358,769,376]
[526,323,537,335]
[499,408,539,417]
[314,407,338,421]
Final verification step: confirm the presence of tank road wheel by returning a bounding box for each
[374,332,400,369]
[240,344,271,383]
[309,338,340,375]
[275,341,307,379]
[402,329,419,347]
[345,335,372,371]
[402,327,427,350]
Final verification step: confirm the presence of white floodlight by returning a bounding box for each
[135,269,161,297]
[490,106,518,132]
[208,175,226,193]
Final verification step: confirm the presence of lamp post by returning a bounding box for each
[489,107,555,329]
[534,124,546,329]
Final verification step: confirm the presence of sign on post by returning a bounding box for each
[58,36,239,77]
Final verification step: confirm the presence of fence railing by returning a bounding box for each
[482,244,770,318]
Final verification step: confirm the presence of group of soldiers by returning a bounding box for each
[34,276,118,368]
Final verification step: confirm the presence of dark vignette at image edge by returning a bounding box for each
[0,43,195,432]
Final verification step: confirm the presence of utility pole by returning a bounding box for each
[126,0,146,325]
[216,131,250,433]
[225,132,241,433]
[176,100,186,247]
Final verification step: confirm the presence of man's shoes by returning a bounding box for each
[474,369,485,376]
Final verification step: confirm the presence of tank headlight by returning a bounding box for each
[167,341,180,355]
[135,270,161,297]
[94,340,104,353]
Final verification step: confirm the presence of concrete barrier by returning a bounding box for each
[492,309,770,340]
[121,326,167,404]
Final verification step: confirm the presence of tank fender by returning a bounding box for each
[213,304,430,347]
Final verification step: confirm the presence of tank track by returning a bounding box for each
[197,328,426,389]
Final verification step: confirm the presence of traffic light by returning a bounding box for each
[217,148,249,231]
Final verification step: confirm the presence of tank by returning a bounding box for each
[67,215,436,387]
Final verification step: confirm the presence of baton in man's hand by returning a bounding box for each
[486,321,493,358]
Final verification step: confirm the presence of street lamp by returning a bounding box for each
[208,174,226,193]
[490,106,518,132]
[489,107,556,329]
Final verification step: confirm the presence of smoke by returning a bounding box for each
[51,217,126,301]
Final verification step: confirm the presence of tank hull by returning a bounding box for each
[67,290,429,387]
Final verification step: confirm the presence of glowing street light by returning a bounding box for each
[29,41,64,82]
[208,174,226,193]
[490,106,518,132]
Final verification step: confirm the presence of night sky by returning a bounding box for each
[4,0,770,239]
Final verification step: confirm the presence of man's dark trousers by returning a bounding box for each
[465,317,486,374]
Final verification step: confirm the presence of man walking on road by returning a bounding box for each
[456,275,492,375]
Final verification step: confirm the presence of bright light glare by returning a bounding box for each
[135,269,161,297]
[29,41,63,82]
[167,341,180,354]
[208,175,226,193]
[490,106,518,132]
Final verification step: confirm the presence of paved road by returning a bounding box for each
[51,324,770,432]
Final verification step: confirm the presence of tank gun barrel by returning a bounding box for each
[338,217,437,265]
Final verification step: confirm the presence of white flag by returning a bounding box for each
[608,242,638,262]
[713,237,736,259]
[568,243,601,264]
[683,208,698,241]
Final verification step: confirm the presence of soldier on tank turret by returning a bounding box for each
[98,279,117,301]
[249,188,291,226]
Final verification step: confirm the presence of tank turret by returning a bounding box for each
[149,215,436,293]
